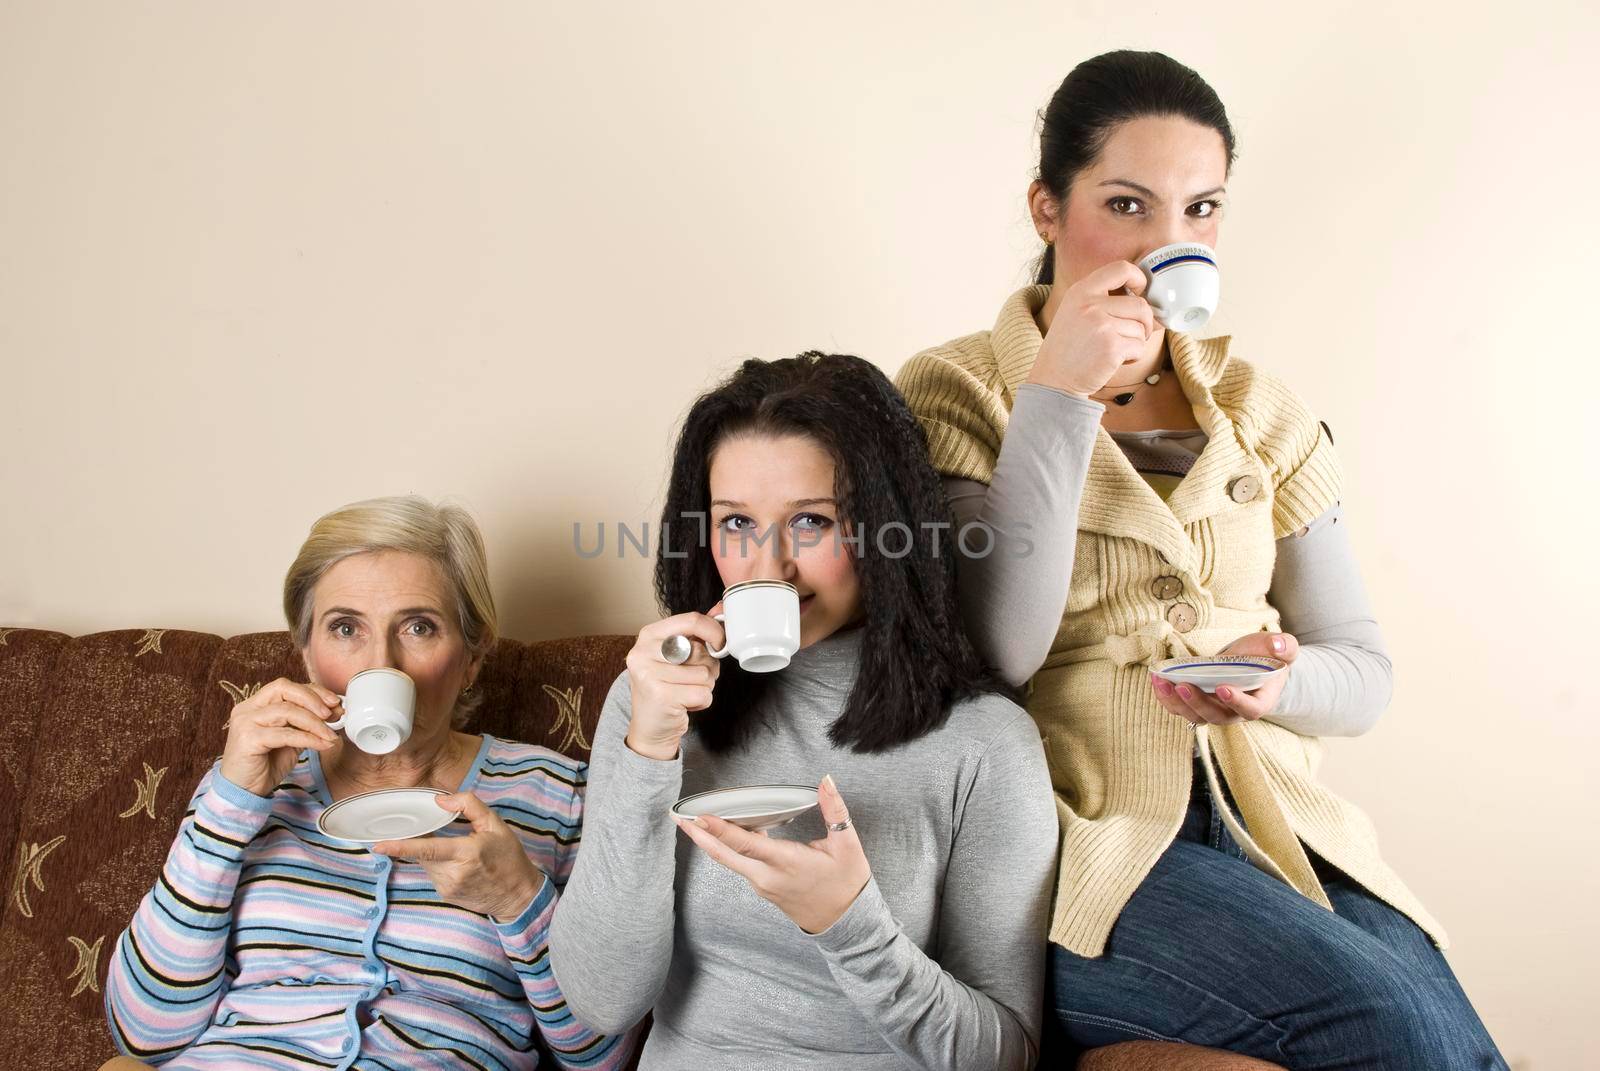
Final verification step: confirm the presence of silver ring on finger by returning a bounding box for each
[827,818,852,832]
[660,635,692,665]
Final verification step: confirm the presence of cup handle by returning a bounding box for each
[705,613,730,659]
[326,696,347,732]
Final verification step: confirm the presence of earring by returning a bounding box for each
[462,682,475,695]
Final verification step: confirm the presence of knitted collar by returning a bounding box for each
[991,285,1258,577]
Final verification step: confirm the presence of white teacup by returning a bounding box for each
[328,668,416,754]
[708,580,801,673]
[1138,242,1220,331]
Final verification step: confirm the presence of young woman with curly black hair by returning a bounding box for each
[547,351,1057,1071]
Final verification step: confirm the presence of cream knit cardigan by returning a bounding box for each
[896,285,1446,957]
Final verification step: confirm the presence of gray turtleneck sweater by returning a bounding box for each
[547,626,1058,1071]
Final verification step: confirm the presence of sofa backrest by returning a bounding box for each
[0,626,631,1070]
[0,627,71,929]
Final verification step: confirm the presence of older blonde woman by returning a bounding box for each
[103,496,633,1070]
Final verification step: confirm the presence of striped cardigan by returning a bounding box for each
[896,285,1446,958]
[105,734,634,1070]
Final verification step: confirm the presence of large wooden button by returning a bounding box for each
[1167,602,1198,633]
[1228,475,1261,503]
[1151,576,1183,601]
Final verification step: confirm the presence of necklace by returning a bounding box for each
[1092,363,1169,407]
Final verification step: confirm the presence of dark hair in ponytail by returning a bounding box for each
[654,352,1013,754]
[1035,50,1237,284]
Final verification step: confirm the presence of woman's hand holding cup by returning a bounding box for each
[1027,260,1157,399]
[625,611,726,761]
[220,678,341,797]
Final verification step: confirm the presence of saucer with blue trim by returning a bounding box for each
[1152,655,1288,694]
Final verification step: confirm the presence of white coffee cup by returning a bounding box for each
[707,580,802,673]
[328,668,416,754]
[1137,242,1220,331]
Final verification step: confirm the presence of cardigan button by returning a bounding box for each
[1151,576,1183,601]
[1167,603,1198,633]
[1228,475,1261,503]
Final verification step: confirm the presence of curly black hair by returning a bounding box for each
[654,351,1014,754]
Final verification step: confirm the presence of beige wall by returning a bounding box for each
[3,2,1595,1066]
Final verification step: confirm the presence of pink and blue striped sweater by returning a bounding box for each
[105,734,635,1070]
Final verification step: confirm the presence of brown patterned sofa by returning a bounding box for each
[0,626,1276,1071]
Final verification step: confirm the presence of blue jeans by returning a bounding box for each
[1042,759,1507,1070]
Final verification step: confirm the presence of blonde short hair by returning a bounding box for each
[283,496,498,724]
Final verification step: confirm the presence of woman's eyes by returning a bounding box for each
[716,513,834,533]
[326,618,436,638]
[1107,197,1223,218]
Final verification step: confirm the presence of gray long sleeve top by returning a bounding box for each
[944,383,1392,737]
[547,625,1059,1071]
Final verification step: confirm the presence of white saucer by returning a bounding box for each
[672,785,819,831]
[318,788,460,844]
[1152,655,1288,694]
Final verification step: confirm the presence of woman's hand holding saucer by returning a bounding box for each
[220,678,341,797]
[675,774,871,936]
[371,791,545,922]
[625,610,726,761]
[1150,632,1300,726]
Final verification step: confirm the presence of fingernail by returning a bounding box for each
[1272,634,1285,653]
[822,774,837,792]
[1178,686,1192,700]
[1217,687,1233,701]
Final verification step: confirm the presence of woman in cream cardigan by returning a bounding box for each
[896,51,1506,1069]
